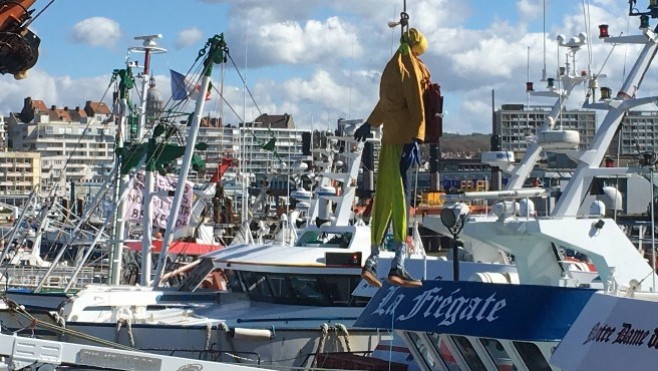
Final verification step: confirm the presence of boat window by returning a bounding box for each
[451,336,487,371]
[480,338,516,371]
[513,342,552,371]
[225,270,244,292]
[234,271,367,307]
[290,276,327,304]
[268,273,293,297]
[427,333,460,370]
[240,271,272,299]
[296,231,353,248]
[406,332,441,369]
[322,275,354,305]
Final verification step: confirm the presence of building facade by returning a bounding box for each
[182,122,311,184]
[6,97,116,195]
[617,110,658,156]
[494,104,596,156]
[0,151,41,196]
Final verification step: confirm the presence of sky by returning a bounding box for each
[1,0,657,134]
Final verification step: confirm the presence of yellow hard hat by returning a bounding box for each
[408,28,427,56]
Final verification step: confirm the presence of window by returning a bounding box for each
[513,342,552,371]
[451,336,487,371]
[296,230,353,248]
[228,271,367,307]
[268,273,292,298]
[407,332,440,369]
[240,271,272,299]
[428,333,460,370]
[481,338,517,370]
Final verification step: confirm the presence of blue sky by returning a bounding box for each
[0,0,654,134]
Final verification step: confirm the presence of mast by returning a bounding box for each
[553,18,658,217]
[152,34,227,287]
[128,35,167,286]
[108,57,135,285]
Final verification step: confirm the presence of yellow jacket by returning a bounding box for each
[366,44,431,145]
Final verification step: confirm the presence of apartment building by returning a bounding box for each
[6,97,116,195]
[0,151,41,196]
[180,115,311,184]
[617,110,658,156]
[494,104,596,156]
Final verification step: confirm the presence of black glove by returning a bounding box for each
[354,123,371,142]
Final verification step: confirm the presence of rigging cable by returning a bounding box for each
[21,0,55,29]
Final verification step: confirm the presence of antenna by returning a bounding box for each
[542,0,547,81]
[387,0,409,39]
[128,34,167,75]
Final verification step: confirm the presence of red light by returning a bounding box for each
[526,82,534,92]
[599,24,609,38]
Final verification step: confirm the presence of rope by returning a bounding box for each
[205,322,212,351]
[335,323,352,353]
[311,323,329,368]
[51,311,65,328]
[1,297,135,351]
[222,352,260,364]
[218,322,242,363]
[115,319,136,348]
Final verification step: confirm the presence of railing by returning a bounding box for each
[2,265,100,291]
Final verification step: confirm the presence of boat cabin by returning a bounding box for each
[201,225,371,307]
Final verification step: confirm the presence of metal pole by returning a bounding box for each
[153,35,225,286]
[452,237,459,281]
[650,164,656,291]
[110,98,129,285]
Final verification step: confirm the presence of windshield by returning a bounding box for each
[231,270,368,307]
[296,230,353,248]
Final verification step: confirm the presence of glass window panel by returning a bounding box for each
[268,273,292,298]
[513,342,552,371]
[290,275,326,303]
[480,338,517,371]
[322,275,352,305]
[427,333,460,370]
[241,271,272,298]
[407,332,441,370]
[451,336,487,371]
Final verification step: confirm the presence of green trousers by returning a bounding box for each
[370,143,406,245]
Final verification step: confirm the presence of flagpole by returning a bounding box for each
[153,35,227,287]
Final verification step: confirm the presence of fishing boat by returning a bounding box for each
[355,2,658,370]
[17,126,513,369]
[0,19,517,371]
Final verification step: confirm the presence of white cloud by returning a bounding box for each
[13,0,658,137]
[224,16,361,68]
[517,0,544,21]
[0,70,111,116]
[70,17,121,48]
[176,28,203,49]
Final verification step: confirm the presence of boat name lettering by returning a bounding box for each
[372,287,506,327]
[584,322,654,348]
